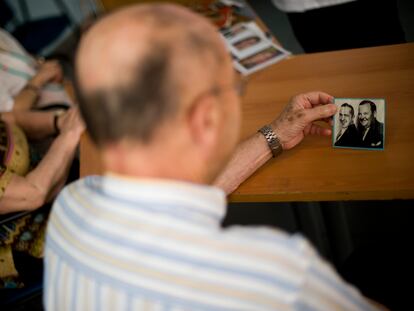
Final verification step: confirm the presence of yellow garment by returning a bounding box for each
[0,246,18,277]
[0,120,30,279]
[0,120,30,198]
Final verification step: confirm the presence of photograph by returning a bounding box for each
[220,24,247,39]
[333,98,386,150]
[226,22,276,59]
[233,35,261,51]
[220,21,290,76]
[239,46,283,70]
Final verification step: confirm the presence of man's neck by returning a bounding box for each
[101,141,210,186]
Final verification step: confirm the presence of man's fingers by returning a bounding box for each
[303,91,334,107]
[308,124,332,136]
[317,117,334,126]
[304,103,336,123]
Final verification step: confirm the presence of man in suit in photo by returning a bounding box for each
[357,100,384,148]
[335,103,359,147]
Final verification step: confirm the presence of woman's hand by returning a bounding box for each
[57,108,86,141]
[30,60,63,88]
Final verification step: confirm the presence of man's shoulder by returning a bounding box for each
[335,124,360,147]
[375,119,384,132]
[365,119,384,147]
[51,176,104,218]
[58,175,102,197]
[348,124,360,139]
[349,123,358,132]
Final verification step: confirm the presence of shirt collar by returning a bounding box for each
[98,174,227,227]
[362,127,370,141]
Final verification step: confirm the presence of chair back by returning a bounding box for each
[0,1,15,28]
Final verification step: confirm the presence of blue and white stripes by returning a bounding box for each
[44,175,379,311]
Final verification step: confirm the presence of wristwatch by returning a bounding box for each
[258,125,283,158]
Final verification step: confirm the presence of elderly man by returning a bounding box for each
[335,103,359,147]
[44,4,383,310]
[357,100,384,148]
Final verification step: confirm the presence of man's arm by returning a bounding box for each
[214,132,272,194]
[214,91,336,194]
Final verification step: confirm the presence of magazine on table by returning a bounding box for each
[220,21,290,75]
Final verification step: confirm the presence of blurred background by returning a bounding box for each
[1,0,413,55]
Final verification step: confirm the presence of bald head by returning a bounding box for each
[76,4,228,146]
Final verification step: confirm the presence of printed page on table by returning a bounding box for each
[220,21,290,75]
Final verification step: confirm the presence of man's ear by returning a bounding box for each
[185,94,220,149]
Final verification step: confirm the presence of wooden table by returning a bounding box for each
[79,42,414,202]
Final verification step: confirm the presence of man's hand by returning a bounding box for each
[271,91,337,150]
[30,60,63,88]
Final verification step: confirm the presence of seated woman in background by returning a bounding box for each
[0,108,84,289]
[0,27,73,112]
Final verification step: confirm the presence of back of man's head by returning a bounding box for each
[75,4,226,147]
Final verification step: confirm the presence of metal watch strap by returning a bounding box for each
[258,125,283,158]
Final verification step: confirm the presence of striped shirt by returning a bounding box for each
[44,175,378,311]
